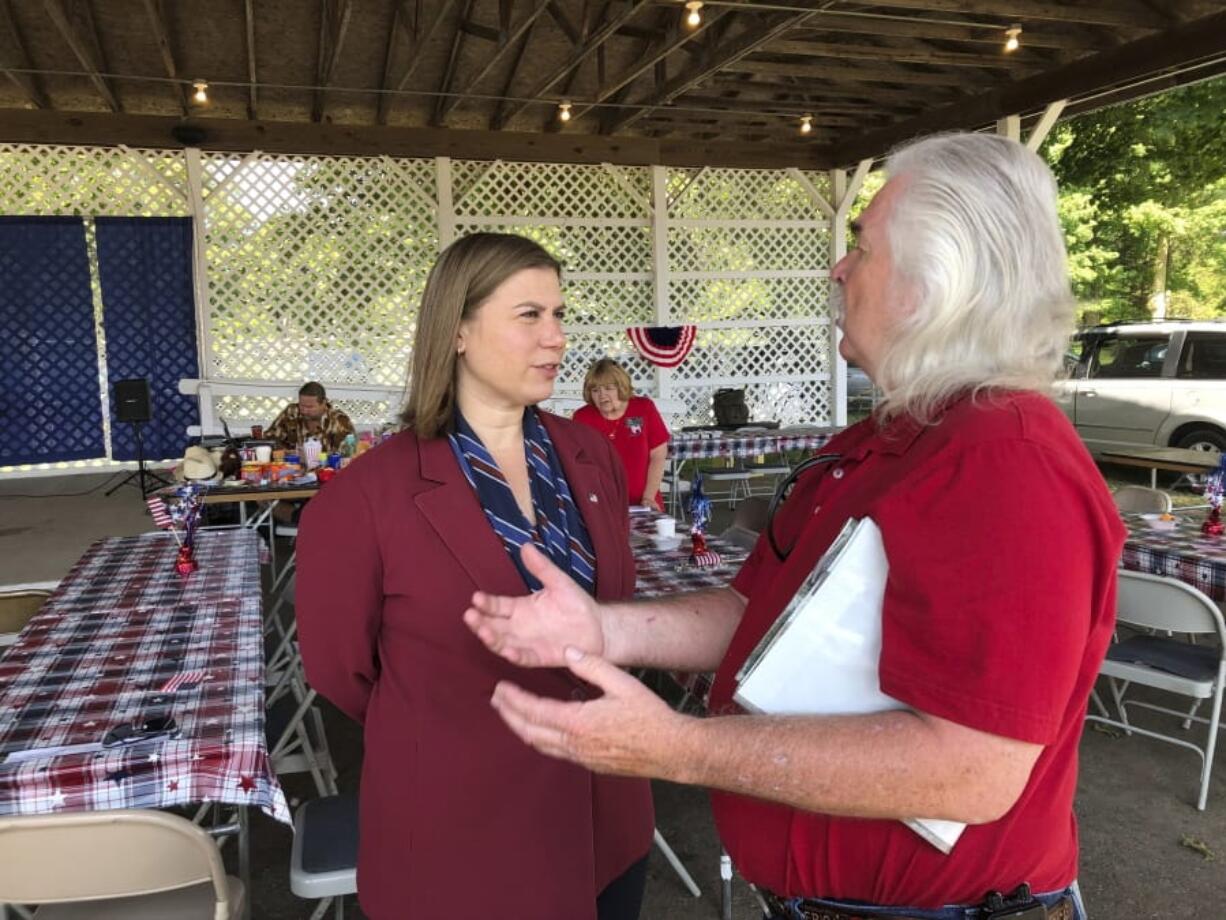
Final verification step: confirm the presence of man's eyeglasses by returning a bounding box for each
[766,454,842,562]
[102,715,179,748]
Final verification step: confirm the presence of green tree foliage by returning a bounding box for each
[1043,78,1226,323]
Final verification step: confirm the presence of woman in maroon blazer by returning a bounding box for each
[295,233,654,920]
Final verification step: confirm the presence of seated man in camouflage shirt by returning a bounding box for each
[266,381,355,454]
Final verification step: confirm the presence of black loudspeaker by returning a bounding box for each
[114,378,152,423]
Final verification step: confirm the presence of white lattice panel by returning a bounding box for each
[564,278,655,326]
[0,144,187,216]
[669,168,829,221]
[454,222,652,276]
[668,277,831,323]
[213,394,400,430]
[670,378,832,429]
[453,161,650,219]
[556,330,653,391]
[667,325,830,382]
[202,153,436,387]
[669,225,830,273]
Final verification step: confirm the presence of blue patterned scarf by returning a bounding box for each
[448,408,597,595]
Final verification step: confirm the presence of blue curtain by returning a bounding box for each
[0,217,104,465]
[96,217,199,461]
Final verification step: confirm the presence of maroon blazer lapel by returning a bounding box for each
[413,435,528,597]
[544,414,633,600]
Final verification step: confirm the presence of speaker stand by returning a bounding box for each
[106,420,173,498]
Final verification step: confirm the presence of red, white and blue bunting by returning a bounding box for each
[626,325,697,368]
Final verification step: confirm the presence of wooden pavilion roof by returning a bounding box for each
[1,0,1225,168]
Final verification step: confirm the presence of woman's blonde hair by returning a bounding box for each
[872,132,1077,423]
[582,358,633,406]
[401,233,561,438]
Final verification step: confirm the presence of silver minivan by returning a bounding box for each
[1055,321,1226,455]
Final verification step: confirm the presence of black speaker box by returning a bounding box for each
[114,378,152,423]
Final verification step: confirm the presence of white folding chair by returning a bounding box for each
[1086,569,1226,810]
[0,809,243,919]
[1112,485,1173,514]
[290,793,358,920]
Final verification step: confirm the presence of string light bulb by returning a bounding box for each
[192,80,208,103]
[1004,25,1022,53]
[558,101,572,122]
[799,114,813,135]
[684,1,703,28]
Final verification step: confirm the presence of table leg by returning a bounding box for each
[1151,469,1158,489]
[239,806,251,920]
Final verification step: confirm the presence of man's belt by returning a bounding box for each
[759,890,1075,920]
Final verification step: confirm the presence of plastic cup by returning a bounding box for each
[655,517,676,539]
[255,445,272,463]
[250,425,264,440]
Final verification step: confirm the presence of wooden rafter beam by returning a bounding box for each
[664,93,895,118]
[603,6,836,135]
[460,19,501,42]
[379,0,461,125]
[707,74,932,109]
[492,0,651,130]
[43,0,119,111]
[314,0,353,122]
[762,38,1033,72]
[568,7,729,124]
[244,0,257,119]
[785,11,1099,51]
[545,0,580,45]
[848,0,1167,30]
[441,0,551,120]
[140,0,187,115]
[828,8,1226,165]
[724,58,971,88]
[487,2,540,130]
[0,108,833,170]
[0,0,49,108]
[431,0,476,126]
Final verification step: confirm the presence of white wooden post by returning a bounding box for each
[829,159,872,427]
[996,114,1021,141]
[650,164,670,401]
[436,156,455,250]
[1026,100,1068,151]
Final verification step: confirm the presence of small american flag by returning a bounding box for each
[690,550,723,568]
[160,670,207,693]
[146,496,173,529]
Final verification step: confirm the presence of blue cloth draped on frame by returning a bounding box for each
[448,408,597,595]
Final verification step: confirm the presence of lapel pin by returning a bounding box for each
[588,493,599,503]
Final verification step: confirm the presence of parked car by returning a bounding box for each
[1055,321,1226,455]
[846,362,876,414]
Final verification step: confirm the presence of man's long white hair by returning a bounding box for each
[871,132,1076,422]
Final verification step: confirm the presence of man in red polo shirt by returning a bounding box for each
[464,133,1124,920]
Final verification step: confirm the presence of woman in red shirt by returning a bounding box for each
[573,358,670,511]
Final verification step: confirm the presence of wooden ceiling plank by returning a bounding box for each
[853,0,1167,30]
[244,0,257,119]
[724,58,971,88]
[487,4,539,129]
[460,20,501,42]
[42,0,119,111]
[788,11,1093,52]
[828,8,1226,165]
[545,0,580,46]
[493,0,651,130]
[763,38,1032,72]
[571,7,729,123]
[431,0,477,126]
[604,6,844,135]
[707,73,932,109]
[381,0,461,125]
[499,0,513,41]
[441,0,551,119]
[314,0,353,122]
[0,0,49,108]
[139,0,187,115]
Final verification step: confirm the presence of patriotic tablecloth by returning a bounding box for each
[0,530,290,825]
[1121,512,1226,601]
[668,428,834,462]
[631,512,748,709]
